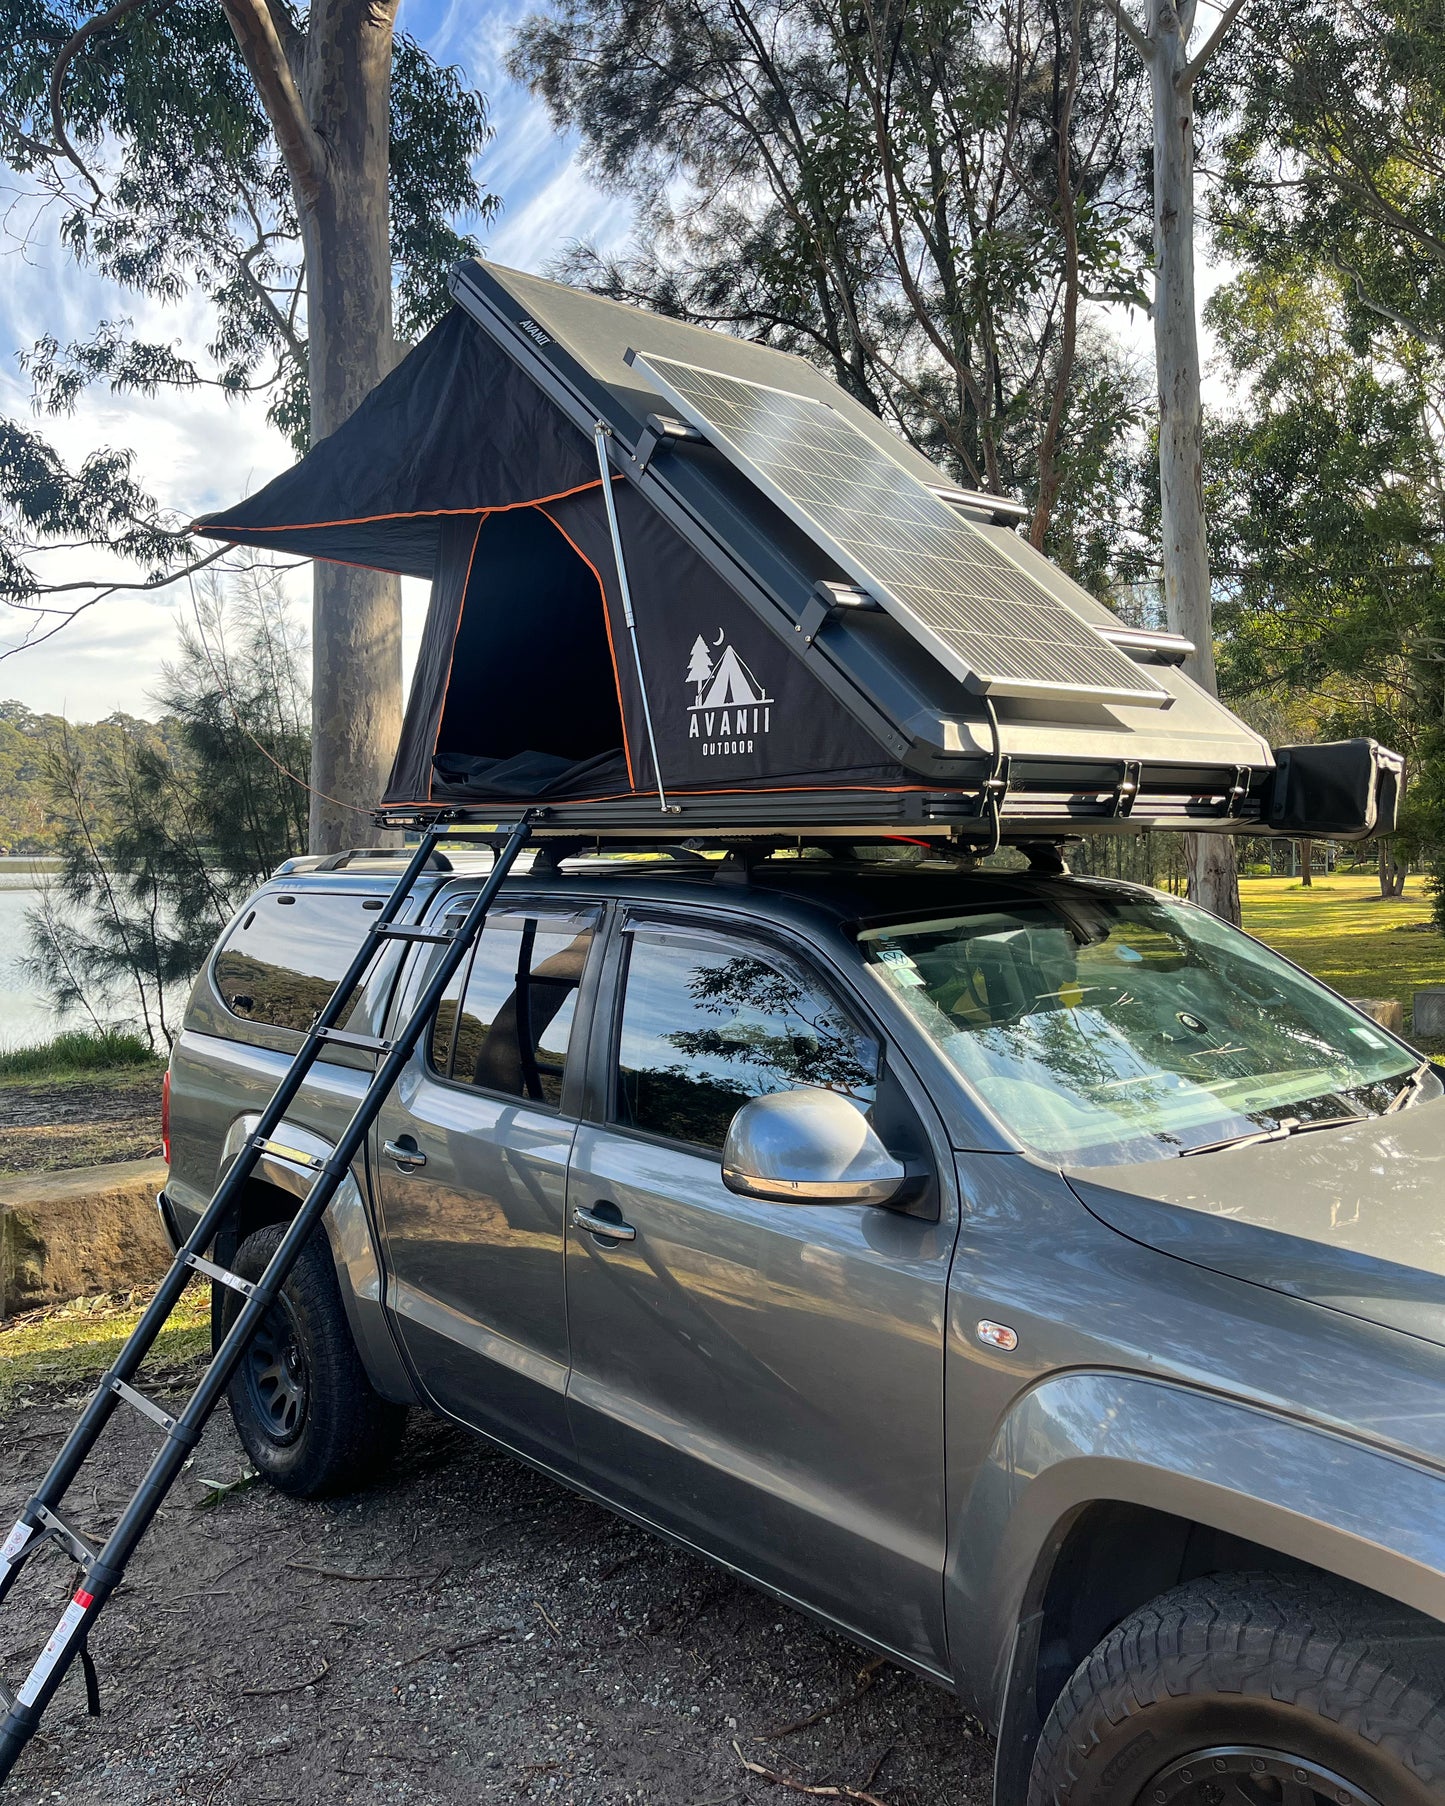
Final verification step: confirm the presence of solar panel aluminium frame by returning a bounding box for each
[628,349,1172,712]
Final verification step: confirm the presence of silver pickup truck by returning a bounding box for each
[162,846,1445,1806]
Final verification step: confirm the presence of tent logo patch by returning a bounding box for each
[686,631,772,757]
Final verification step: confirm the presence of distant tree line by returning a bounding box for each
[515,0,1445,926]
[20,565,309,1048]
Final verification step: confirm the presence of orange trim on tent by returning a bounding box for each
[551,781,940,806]
[426,513,490,803]
[188,476,615,538]
[535,505,637,792]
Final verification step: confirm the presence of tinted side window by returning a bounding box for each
[430,911,596,1108]
[213,892,372,1032]
[615,932,878,1151]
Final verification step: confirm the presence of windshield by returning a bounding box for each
[859,886,1420,1167]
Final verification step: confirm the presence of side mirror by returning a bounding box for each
[721,1088,907,1206]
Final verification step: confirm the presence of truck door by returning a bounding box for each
[563,916,956,1672]
[375,901,601,1468]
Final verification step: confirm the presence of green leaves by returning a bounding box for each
[514,0,1149,561]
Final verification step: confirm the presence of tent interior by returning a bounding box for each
[429,507,627,801]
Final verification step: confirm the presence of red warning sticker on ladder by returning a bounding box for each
[17,1595,89,1707]
[0,1520,32,1582]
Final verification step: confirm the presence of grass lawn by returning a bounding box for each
[1239,871,1444,1040]
[0,1282,209,1414]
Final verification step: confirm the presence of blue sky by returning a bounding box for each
[0,1,1225,723]
[0,0,636,719]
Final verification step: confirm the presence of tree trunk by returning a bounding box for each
[299,7,402,852]
[1149,6,1240,923]
[224,0,404,855]
[1379,839,1407,897]
[1299,838,1313,886]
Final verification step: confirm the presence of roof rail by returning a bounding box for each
[302,846,455,874]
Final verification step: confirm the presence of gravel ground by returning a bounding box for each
[0,1368,992,1806]
[0,1071,163,1176]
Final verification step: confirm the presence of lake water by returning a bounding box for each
[0,870,76,1050]
[0,861,201,1050]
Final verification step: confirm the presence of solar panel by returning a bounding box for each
[629,351,1170,710]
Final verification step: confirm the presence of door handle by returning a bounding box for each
[383,1138,427,1172]
[571,1204,636,1243]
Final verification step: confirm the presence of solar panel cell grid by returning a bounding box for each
[631,352,1169,708]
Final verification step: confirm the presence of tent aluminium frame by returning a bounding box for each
[365,263,1272,847]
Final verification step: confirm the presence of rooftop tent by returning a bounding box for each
[193,261,1400,843]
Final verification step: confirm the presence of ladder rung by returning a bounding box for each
[375,922,456,945]
[252,1137,326,1171]
[314,1026,392,1054]
[109,1378,177,1435]
[33,1506,98,1567]
[185,1252,255,1297]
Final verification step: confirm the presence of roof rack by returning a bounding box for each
[275,846,455,877]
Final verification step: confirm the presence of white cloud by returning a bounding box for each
[0,10,639,724]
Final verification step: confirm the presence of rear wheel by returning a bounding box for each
[223,1222,405,1497]
[1029,1572,1445,1806]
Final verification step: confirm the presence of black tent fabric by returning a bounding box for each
[192,309,603,578]
[196,260,1347,839]
[196,290,899,819]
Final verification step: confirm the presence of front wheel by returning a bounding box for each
[1029,1572,1445,1806]
[222,1222,405,1497]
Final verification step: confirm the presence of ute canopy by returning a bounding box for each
[194,262,1397,842]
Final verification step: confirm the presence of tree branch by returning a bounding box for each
[1180,0,1253,85]
[50,0,171,204]
[239,237,307,360]
[1334,263,1445,351]
[7,543,232,604]
[220,0,324,207]
[1096,0,1153,64]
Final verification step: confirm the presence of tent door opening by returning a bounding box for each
[431,505,628,801]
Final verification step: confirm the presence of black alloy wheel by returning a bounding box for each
[240,1293,310,1446]
[223,1220,406,1496]
[1136,1745,1381,1806]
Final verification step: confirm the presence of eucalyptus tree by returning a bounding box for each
[512,0,1151,579]
[1204,265,1444,901]
[1083,0,1252,920]
[0,1,496,849]
[1207,0,1445,915]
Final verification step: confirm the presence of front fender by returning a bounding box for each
[951,1369,1445,1737]
[210,1114,418,1407]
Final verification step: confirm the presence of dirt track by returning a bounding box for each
[0,1071,162,1176]
[0,1366,992,1805]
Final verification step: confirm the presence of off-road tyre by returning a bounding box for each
[222,1222,406,1497]
[1029,1571,1445,1806]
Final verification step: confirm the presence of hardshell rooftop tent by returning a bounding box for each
[194,261,1400,845]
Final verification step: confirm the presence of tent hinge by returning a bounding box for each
[633,413,705,476]
[797,581,881,647]
[978,755,1011,815]
[1110,759,1143,818]
[1223,765,1252,817]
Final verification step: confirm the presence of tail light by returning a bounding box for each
[161,1069,171,1167]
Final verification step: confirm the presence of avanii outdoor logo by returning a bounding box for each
[686,630,773,757]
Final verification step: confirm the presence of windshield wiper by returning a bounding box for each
[1179,1113,1365,1158]
[1385,1060,1433,1113]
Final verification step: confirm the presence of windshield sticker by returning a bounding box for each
[874,947,925,987]
[1351,1026,1387,1048]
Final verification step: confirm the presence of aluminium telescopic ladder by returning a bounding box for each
[0,814,535,1786]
